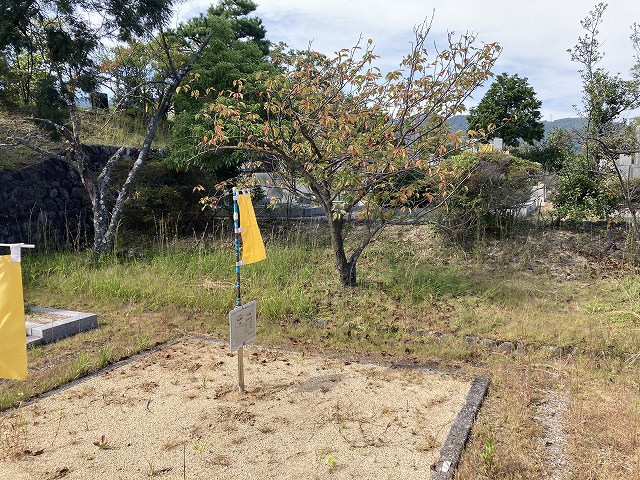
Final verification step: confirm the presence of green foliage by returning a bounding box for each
[0,48,47,106]
[435,150,541,244]
[108,158,215,238]
[511,127,576,173]
[390,262,470,304]
[166,0,273,180]
[0,0,175,113]
[31,75,68,139]
[564,3,640,227]
[480,436,497,475]
[100,40,156,116]
[553,152,619,221]
[468,72,544,147]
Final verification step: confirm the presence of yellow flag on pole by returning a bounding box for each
[0,255,28,380]
[237,192,266,265]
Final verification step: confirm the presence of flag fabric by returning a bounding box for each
[0,255,28,380]
[237,191,266,265]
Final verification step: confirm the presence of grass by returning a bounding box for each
[2,222,640,478]
[79,110,172,149]
[0,108,172,171]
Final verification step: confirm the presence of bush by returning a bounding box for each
[552,152,620,222]
[115,158,216,239]
[434,150,541,245]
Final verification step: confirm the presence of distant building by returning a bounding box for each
[615,126,640,179]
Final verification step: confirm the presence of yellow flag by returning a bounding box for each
[237,192,266,265]
[0,255,28,380]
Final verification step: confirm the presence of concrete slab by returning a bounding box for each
[25,307,98,347]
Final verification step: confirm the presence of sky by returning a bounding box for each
[175,0,640,121]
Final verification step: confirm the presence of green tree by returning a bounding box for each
[0,47,48,107]
[512,127,576,173]
[562,2,640,230]
[0,0,217,257]
[0,0,175,110]
[100,40,156,116]
[553,152,620,221]
[167,0,273,181]
[468,72,544,147]
[196,22,501,286]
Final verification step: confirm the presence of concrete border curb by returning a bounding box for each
[432,375,491,479]
[1,339,180,416]
[26,307,98,346]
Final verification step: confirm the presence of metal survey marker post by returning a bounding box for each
[229,301,257,393]
[230,188,266,394]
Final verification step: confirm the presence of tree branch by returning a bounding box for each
[5,136,67,163]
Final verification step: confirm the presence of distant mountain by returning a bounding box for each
[542,117,586,135]
[447,115,469,132]
[446,115,586,139]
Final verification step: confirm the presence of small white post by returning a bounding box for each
[0,243,35,263]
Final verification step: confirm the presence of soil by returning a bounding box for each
[0,339,471,480]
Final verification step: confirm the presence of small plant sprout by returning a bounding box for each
[93,434,111,450]
[146,458,156,478]
[192,438,205,453]
[97,345,111,368]
[51,410,66,447]
[325,454,338,470]
[0,409,29,459]
[480,436,496,475]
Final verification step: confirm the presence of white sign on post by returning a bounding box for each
[229,300,256,353]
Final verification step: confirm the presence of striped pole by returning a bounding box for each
[232,188,242,308]
[232,188,245,393]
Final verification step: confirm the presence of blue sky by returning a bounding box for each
[176,0,639,121]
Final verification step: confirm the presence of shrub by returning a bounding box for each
[434,150,541,244]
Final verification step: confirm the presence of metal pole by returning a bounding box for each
[232,188,245,393]
[237,345,245,394]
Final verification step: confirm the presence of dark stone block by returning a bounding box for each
[71,187,85,199]
[42,169,54,181]
[57,188,69,200]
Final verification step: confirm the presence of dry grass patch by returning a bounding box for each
[565,358,640,478]
[455,356,550,479]
[0,108,63,170]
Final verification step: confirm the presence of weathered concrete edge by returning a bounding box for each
[26,307,98,347]
[1,338,181,417]
[431,375,491,480]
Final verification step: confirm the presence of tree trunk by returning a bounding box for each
[89,32,214,258]
[327,214,357,287]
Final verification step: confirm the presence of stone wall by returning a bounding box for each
[0,146,130,249]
